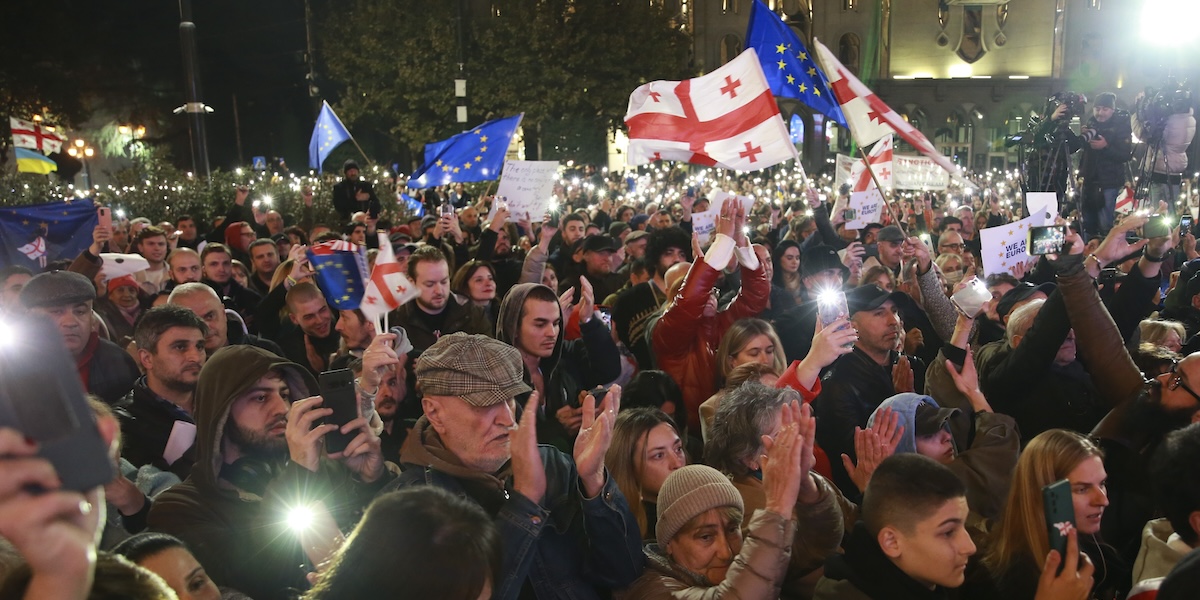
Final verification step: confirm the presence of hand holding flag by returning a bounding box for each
[360,233,419,331]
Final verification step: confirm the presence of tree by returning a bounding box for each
[316,0,690,165]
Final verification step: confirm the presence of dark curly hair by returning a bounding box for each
[645,226,693,276]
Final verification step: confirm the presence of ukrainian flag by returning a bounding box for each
[15,148,56,174]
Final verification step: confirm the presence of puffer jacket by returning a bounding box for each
[1133,108,1196,175]
[617,509,795,600]
[651,234,769,431]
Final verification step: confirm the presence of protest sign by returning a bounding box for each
[1026,192,1058,221]
[496,160,559,221]
[845,189,885,230]
[980,212,1054,276]
[691,209,718,246]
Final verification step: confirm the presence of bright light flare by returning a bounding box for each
[1141,0,1200,45]
[816,288,841,306]
[285,505,314,533]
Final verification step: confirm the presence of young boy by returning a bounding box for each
[814,454,976,599]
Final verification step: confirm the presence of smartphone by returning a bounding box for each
[317,369,359,454]
[1028,225,1066,256]
[843,208,857,221]
[440,203,454,217]
[1144,214,1170,239]
[97,206,112,232]
[589,386,609,405]
[1043,479,1076,566]
[1180,214,1193,236]
[595,306,612,327]
[0,316,115,491]
[816,290,849,328]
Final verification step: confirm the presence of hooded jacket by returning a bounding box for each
[496,283,622,452]
[147,345,389,600]
[869,393,1019,522]
[1132,518,1194,587]
[385,418,644,600]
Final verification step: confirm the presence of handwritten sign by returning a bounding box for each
[691,209,718,246]
[846,189,884,230]
[496,160,559,221]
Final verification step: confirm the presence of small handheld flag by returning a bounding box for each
[305,240,369,310]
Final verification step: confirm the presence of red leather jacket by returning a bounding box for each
[652,256,769,432]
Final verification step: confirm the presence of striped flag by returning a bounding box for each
[360,233,418,326]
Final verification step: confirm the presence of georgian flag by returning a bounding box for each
[849,134,893,192]
[360,233,418,325]
[10,117,65,155]
[812,39,962,178]
[624,48,799,171]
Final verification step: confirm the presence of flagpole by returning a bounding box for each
[857,146,906,236]
[348,137,371,165]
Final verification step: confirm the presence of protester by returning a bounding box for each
[132,226,172,295]
[168,282,282,355]
[605,408,687,541]
[387,245,492,358]
[0,265,32,316]
[714,318,787,388]
[612,225,691,370]
[112,532,225,600]
[331,159,380,221]
[167,248,204,286]
[246,238,280,296]
[200,243,261,332]
[451,259,499,324]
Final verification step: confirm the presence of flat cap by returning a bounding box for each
[415,333,532,407]
[19,271,96,309]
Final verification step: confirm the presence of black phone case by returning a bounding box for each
[318,369,358,454]
[1043,479,1075,560]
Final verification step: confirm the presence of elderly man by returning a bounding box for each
[148,336,396,600]
[381,333,644,599]
[18,271,138,404]
[116,305,208,479]
[168,282,282,355]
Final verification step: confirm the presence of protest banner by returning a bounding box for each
[495,160,559,221]
[845,189,885,230]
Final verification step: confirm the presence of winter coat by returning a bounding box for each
[815,522,961,600]
[147,345,391,600]
[385,418,644,600]
[617,509,795,600]
[975,260,1142,443]
[115,377,197,480]
[1081,110,1134,190]
[386,291,493,359]
[495,282,622,452]
[868,393,1019,522]
[651,234,770,431]
[731,473,848,599]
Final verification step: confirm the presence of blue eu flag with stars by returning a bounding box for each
[306,240,369,310]
[746,0,847,128]
[407,114,523,188]
[309,101,353,170]
[0,200,98,268]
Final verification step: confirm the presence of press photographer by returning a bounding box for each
[1023,92,1087,206]
[1080,92,1133,237]
[1132,79,1196,215]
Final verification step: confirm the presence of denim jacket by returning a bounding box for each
[384,424,645,600]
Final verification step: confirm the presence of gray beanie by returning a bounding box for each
[656,465,744,547]
[19,271,96,308]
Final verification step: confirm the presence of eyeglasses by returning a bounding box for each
[1169,360,1200,403]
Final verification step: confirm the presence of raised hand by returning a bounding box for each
[716,197,737,239]
[512,393,547,505]
[557,287,575,317]
[1095,215,1149,265]
[286,396,336,472]
[947,348,992,413]
[1034,527,1095,600]
[359,333,399,411]
[574,384,621,498]
[869,407,905,456]
[841,427,889,493]
[578,276,595,323]
[760,401,804,515]
[892,355,915,393]
[329,416,385,483]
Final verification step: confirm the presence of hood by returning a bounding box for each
[496,283,564,370]
[1132,518,1194,584]
[192,345,317,496]
[399,417,510,493]
[870,393,945,456]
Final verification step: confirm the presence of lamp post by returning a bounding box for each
[67,139,95,190]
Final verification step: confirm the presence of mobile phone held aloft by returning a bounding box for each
[1043,479,1076,564]
[1028,225,1066,256]
[318,369,359,455]
[1143,214,1171,239]
[1181,214,1194,236]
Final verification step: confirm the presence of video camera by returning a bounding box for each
[1049,91,1088,119]
[1137,78,1192,141]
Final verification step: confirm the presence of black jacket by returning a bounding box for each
[387,294,493,360]
[331,177,380,221]
[87,335,140,405]
[204,278,262,334]
[1081,110,1134,190]
[816,522,961,600]
[114,378,196,480]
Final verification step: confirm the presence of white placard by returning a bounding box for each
[163,420,196,466]
[691,209,718,246]
[708,189,755,216]
[979,212,1054,276]
[846,189,885,230]
[495,160,559,221]
[1026,192,1058,221]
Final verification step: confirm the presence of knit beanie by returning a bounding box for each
[655,465,744,547]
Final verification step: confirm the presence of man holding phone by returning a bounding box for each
[331,159,379,221]
[148,343,393,600]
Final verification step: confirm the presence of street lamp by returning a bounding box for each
[67,139,95,189]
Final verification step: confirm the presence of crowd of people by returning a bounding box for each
[5,147,1200,600]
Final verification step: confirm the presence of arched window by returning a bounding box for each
[720,34,741,65]
[838,33,861,76]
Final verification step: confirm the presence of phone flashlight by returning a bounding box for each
[285,505,315,533]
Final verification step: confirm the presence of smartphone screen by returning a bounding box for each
[317,369,359,454]
[440,203,454,217]
[816,290,849,328]
[1181,215,1194,235]
[596,307,612,327]
[1028,226,1066,256]
[1043,479,1076,565]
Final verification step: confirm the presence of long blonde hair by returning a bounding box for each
[716,318,786,384]
[984,429,1104,578]
[605,408,682,538]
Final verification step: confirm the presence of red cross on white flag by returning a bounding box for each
[812,39,961,179]
[624,48,800,171]
[849,134,893,193]
[9,117,65,155]
[360,233,419,327]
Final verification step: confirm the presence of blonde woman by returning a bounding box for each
[1139,319,1185,353]
[715,318,787,388]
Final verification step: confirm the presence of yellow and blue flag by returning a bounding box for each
[306,240,369,310]
[308,101,352,170]
[15,148,57,174]
[407,114,523,188]
[746,0,847,128]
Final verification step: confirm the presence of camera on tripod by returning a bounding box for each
[1050,91,1089,119]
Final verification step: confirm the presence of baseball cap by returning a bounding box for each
[800,245,849,280]
[581,234,619,253]
[877,225,906,243]
[415,333,532,407]
[995,282,1056,320]
[846,284,904,314]
[914,401,960,437]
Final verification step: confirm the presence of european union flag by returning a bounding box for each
[399,192,424,217]
[306,240,369,310]
[0,200,98,269]
[309,101,353,170]
[746,0,847,128]
[407,114,523,188]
